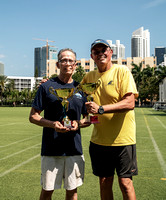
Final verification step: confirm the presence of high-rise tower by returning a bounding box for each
[0,62,4,75]
[34,46,58,77]
[107,40,125,59]
[155,47,166,65]
[131,27,150,58]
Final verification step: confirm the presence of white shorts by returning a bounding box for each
[41,155,85,191]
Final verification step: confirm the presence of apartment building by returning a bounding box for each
[131,27,150,58]
[7,76,42,92]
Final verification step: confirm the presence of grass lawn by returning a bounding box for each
[0,107,166,199]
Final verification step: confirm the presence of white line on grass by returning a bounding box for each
[0,134,41,148]
[0,154,40,178]
[0,143,40,161]
[154,116,166,129]
[142,109,166,177]
[148,110,166,129]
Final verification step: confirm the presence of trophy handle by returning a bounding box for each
[96,79,101,88]
[87,95,93,102]
[49,87,60,100]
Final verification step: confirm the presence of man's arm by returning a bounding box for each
[85,93,135,114]
[29,107,71,132]
[78,115,91,128]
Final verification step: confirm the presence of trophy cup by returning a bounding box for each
[77,80,101,124]
[49,87,74,128]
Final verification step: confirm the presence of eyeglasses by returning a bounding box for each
[59,59,76,65]
[92,47,110,56]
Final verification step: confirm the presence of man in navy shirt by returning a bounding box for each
[29,48,89,200]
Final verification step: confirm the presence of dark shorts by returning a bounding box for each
[89,142,138,178]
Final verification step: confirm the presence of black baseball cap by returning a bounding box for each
[91,39,111,51]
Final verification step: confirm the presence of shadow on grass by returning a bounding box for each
[145,110,166,117]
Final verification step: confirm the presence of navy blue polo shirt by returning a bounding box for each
[32,77,87,156]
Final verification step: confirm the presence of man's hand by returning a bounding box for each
[53,121,71,132]
[85,102,99,114]
[38,78,49,87]
[79,118,91,127]
[70,120,79,131]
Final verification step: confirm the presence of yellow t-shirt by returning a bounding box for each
[81,64,138,146]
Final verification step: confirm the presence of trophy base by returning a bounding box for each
[84,115,99,124]
[62,120,73,128]
[90,115,99,124]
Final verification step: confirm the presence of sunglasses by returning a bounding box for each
[92,47,110,55]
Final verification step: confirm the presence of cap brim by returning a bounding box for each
[91,42,109,51]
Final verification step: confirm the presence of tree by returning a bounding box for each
[155,65,166,83]
[49,74,58,79]
[140,66,158,105]
[72,66,85,83]
[4,79,15,105]
[131,63,143,106]
[131,63,143,92]
[0,75,8,105]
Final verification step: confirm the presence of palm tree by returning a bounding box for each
[141,66,158,105]
[131,63,143,91]
[155,65,166,83]
[0,75,8,105]
[4,79,15,105]
[131,63,143,106]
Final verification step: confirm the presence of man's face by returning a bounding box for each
[57,51,76,75]
[91,44,112,66]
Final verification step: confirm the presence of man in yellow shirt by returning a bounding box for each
[82,39,138,200]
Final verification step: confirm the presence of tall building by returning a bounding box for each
[131,27,150,58]
[34,46,58,77]
[155,47,166,65]
[107,40,125,59]
[0,62,4,75]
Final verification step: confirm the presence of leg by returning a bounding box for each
[99,176,114,200]
[118,177,136,200]
[39,188,54,200]
[65,188,77,200]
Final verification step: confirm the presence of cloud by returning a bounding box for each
[144,0,166,8]
[0,54,5,59]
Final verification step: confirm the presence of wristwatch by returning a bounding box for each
[98,106,104,114]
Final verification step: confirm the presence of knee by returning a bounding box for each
[40,189,54,200]
[119,178,133,192]
[66,188,77,199]
[100,177,114,187]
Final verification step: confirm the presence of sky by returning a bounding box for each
[0,0,166,77]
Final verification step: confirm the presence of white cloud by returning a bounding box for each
[0,54,5,59]
[144,0,166,8]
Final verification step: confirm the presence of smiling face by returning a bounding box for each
[91,44,113,72]
[57,50,77,76]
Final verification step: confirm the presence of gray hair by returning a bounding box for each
[57,48,77,61]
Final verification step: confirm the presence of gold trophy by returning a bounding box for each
[49,87,74,128]
[77,80,101,124]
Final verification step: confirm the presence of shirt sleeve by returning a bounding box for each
[120,67,139,99]
[32,85,46,111]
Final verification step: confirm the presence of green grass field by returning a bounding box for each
[0,107,166,200]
